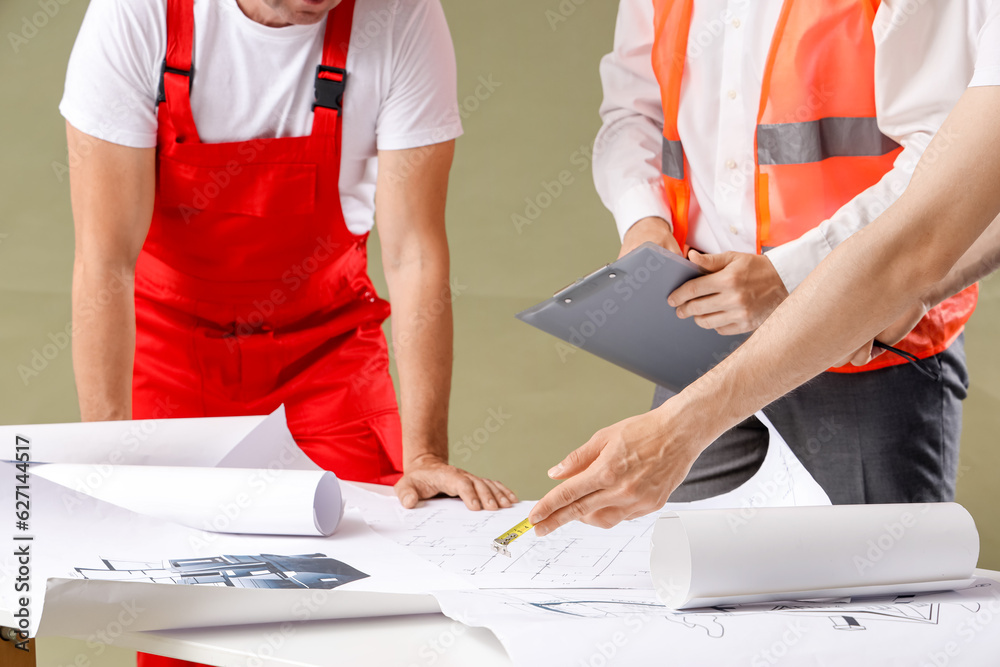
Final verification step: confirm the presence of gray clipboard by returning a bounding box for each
[516,243,748,393]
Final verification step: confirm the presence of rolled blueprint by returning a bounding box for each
[34,464,344,536]
[650,503,979,609]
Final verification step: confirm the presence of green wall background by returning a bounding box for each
[1,0,997,663]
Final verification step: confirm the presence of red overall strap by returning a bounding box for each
[162,0,200,143]
[312,0,357,135]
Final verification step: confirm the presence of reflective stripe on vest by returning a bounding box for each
[757,117,900,166]
[662,138,685,180]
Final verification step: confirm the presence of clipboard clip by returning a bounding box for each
[553,264,622,303]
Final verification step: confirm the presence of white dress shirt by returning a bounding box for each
[594,0,988,292]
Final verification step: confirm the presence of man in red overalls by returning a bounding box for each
[62,0,514,662]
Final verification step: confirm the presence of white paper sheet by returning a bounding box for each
[0,405,318,469]
[33,464,344,536]
[0,461,469,638]
[661,411,831,510]
[6,406,339,536]
[344,411,830,590]
[346,488,660,588]
[650,503,980,608]
[432,580,1000,667]
[1,413,261,466]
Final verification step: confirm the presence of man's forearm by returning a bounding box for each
[923,213,1000,309]
[385,255,453,467]
[662,86,1000,450]
[72,260,137,421]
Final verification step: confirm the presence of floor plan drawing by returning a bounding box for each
[488,586,982,638]
[352,495,659,589]
[431,582,1000,666]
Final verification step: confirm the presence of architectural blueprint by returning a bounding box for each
[433,580,1000,666]
[344,485,659,589]
[342,412,830,590]
[75,553,368,590]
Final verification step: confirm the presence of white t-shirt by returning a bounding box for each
[59,0,463,234]
[971,0,1000,87]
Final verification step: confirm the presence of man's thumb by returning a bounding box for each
[394,479,420,508]
[688,249,728,273]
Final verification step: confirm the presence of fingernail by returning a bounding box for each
[548,464,563,478]
[404,495,416,507]
[487,497,497,508]
[534,525,548,537]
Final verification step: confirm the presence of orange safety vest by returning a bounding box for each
[651,0,977,373]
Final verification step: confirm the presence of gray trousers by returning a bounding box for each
[654,335,969,504]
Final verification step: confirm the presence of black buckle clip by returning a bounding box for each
[156,60,193,104]
[313,65,348,114]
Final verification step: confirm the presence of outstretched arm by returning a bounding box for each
[530,85,1000,535]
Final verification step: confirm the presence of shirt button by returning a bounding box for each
[729,225,740,235]
[732,18,742,28]
[728,90,738,100]
[726,159,737,170]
